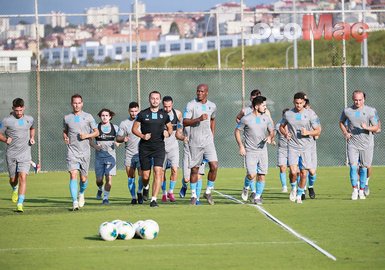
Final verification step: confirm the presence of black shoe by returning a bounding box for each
[137,193,143,204]
[131,198,137,205]
[150,200,159,207]
[301,193,306,200]
[308,187,316,199]
[143,188,149,201]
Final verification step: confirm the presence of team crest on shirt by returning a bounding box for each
[160,114,163,119]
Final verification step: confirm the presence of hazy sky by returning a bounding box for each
[1,0,272,14]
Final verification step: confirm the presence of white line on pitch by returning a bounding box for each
[214,190,337,261]
[0,241,302,252]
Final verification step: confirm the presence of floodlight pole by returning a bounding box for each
[240,0,245,108]
[34,0,42,168]
[293,0,298,69]
[361,0,368,67]
[135,0,141,107]
[216,11,221,70]
[341,0,349,166]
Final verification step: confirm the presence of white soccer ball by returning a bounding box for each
[117,222,135,240]
[139,220,159,240]
[99,222,118,241]
[111,219,123,227]
[133,220,145,237]
[145,219,159,234]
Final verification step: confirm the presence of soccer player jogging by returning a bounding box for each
[63,94,99,211]
[275,108,290,193]
[0,98,35,212]
[132,91,173,207]
[339,90,379,200]
[90,108,119,205]
[161,96,185,203]
[279,92,321,204]
[183,83,218,205]
[116,102,143,205]
[235,96,274,205]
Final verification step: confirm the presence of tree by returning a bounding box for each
[104,56,112,64]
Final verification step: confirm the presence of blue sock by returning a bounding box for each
[181,178,187,188]
[256,181,265,196]
[297,187,304,197]
[161,180,166,192]
[17,194,25,204]
[12,185,18,191]
[279,173,287,187]
[69,179,78,202]
[290,182,296,189]
[308,174,316,187]
[359,168,367,190]
[243,176,251,189]
[128,177,136,197]
[138,176,143,192]
[350,165,358,187]
[207,180,215,189]
[250,181,256,193]
[79,179,88,194]
[169,180,176,191]
[190,182,197,197]
[196,179,203,198]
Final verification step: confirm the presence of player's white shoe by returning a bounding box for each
[358,189,366,200]
[78,193,85,207]
[241,187,249,201]
[72,201,79,211]
[364,185,370,197]
[289,188,297,202]
[295,195,302,204]
[351,188,358,200]
[281,186,288,193]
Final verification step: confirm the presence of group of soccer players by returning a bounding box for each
[0,86,379,212]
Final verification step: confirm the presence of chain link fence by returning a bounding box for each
[0,67,384,172]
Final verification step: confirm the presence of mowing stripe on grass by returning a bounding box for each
[214,190,337,261]
[0,241,302,252]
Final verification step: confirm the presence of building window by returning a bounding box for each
[44,52,49,59]
[98,48,104,56]
[141,45,147,53]
[52,51,60,59]
[63,51,69,59]
[220,39,233,48]
[132,45,137,52]
[170,43,180,51]
[159,44,166,52]
[207,40,215,49]
[87,49,95,57]
[115,47,122,55]
[185,43,192,50]
[78,50,84,57]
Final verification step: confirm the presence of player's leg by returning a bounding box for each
[179,142,190,198]
[166,149,179,202]
[6,157,18,203]
[277,147,288,192]
[149,149,166,207]
[203,143,218,205]
[347,146,359,200]
[15,169,28,212]
[103,174,112,204]
[95,157,104,200]
[69,169,79,210]
[78,156,90,208]
[189,166,199,205]
[102,156,116,204]
[243,151,257,201]
[358,149,373,200]
[288,148,300,202]
[195,163,205,205]
[161,157,169,202]
[307,142,318,199]
[254,151,268,205]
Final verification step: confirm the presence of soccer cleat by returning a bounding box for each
[281,186,288,193]
[241,187,249,201]
[167,192,176,202]
[102,199,109,205]
[204,192,214,205]
[351,188,359,200]
[364,185,370,197]
[289,188,297,202]
[358,189,366,200]
[190,197,197,205]
[12,189,18,203]
[78,193,85,207]
[253,196,263,205]
[301,193,306,201]
[296,195,303,204]
[72,201,79,211]
[195,200,202,205]
[149,200,159,207]
[16,203,24,213]
[308,187,316,199]
[137,193,143,204]
[161,194,168,202]
[249,192,256,202]
[143,188,149,201]
[131,198,137,205]
[96,190,102,200]
[179,186,187,198]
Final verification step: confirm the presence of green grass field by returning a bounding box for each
[1,167,384,270]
